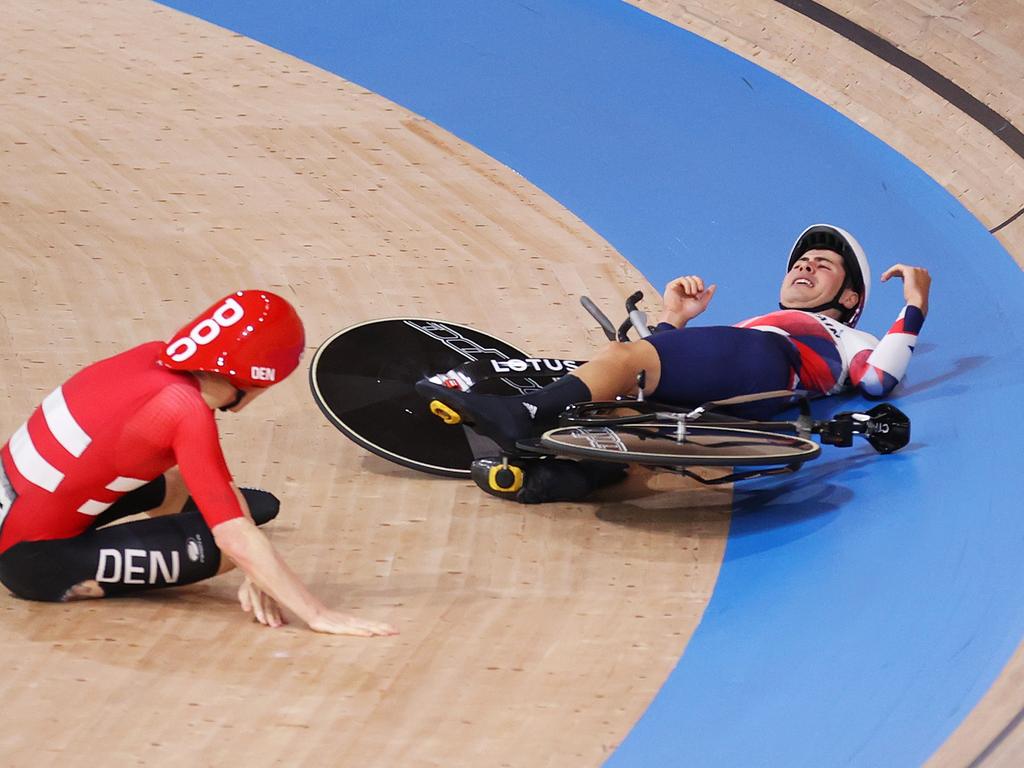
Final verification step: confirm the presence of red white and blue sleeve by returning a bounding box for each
[849,305,925,397]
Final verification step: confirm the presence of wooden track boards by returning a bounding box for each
[0,2,728,765]
[4,0,1023,765]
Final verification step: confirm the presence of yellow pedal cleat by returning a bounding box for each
[471,456,628,504]
[429,399,462,425]
[488,463,524,493]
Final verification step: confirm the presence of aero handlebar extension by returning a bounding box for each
[580,291,653,342]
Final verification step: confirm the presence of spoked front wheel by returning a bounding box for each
[534,422,820,467]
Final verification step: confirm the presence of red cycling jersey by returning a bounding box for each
[0,342,244,553]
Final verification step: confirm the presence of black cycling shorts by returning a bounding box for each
[0,477,277,602]
[0,510,221,602]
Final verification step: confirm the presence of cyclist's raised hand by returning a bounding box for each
[659,275,717,328]
[881,264,931,317]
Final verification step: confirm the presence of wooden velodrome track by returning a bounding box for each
[1,1,1021,766]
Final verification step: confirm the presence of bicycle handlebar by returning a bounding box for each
[618,291,651,340]
[581,290,651,342]
[579,296,617,341]
[582,290,654,342]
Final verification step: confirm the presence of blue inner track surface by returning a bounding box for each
[159,1,1024,765]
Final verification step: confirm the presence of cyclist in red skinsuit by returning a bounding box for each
[0,342,240,549]
[0,290,395,638]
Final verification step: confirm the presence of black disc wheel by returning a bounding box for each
[310,318,531,477]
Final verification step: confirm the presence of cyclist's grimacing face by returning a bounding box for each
[779,249,851,309]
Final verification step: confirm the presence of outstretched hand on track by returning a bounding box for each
[307,610,399,637]
[237,576,398,636]
[238,576,287,628]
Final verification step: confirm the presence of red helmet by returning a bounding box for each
[158,290,305,388]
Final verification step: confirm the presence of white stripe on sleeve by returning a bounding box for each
[9,423,65,493]
[42,387,92,458]
[78,499,113,516]
[105,476,149,493]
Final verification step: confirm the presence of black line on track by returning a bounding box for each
[964,701,1024,767]
[991,205,1024,234]
[773,0,1024,234]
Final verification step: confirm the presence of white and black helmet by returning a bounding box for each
[783,223,871,327]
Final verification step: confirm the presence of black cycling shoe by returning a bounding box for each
[415,379,536,453]
[182,488,280,526]
[471,456,628,504]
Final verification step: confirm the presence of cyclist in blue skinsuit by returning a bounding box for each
[419,224,931,502]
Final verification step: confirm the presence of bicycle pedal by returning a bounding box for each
[490,464,524,493]
[429,399,462,425]
[471,457,525,497]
